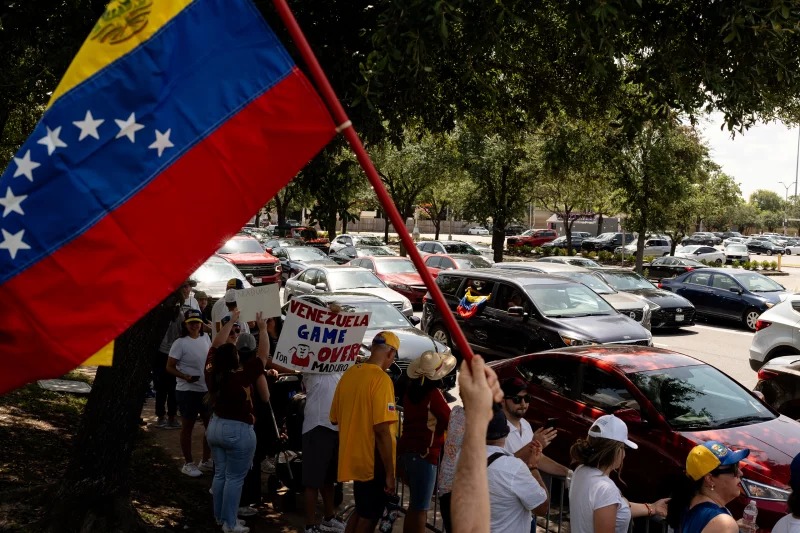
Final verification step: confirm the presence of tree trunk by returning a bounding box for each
[433,219,441,240]
[341,217,348,234]
[40,292,181,533]
[596,213,604,236]
[635,230,646,273]
[384,218,390,244]
[326,212,337,241]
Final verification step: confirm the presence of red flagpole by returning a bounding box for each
[272,0,476,363]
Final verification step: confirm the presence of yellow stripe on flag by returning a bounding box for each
[81,341,114,367]
[48,0,194,107]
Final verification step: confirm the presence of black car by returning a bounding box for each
[420,269,652,360]
[746,238,785,256]
[504,224,526,236]
[270,245,336,284]
[328,245,397,264]
[580,232,635,252]
[681,232,721,246]
[659,268,789,330]
[593,268,696,329]
[541,233,591,250]
[644,256,707,280]
[754,355,800,419]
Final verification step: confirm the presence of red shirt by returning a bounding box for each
[205,347,264,425]
[397,388,451,465]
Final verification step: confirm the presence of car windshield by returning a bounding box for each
[375,259,418,274]
[191,259,246,283]
[565,258,601,268]
[731,272,785,292]
[525,283,616,317]
[218,238,263,254]
[679,258,705,267]
[558,272,615,294]
[355,236,384,246]
[455,256,493,268]
[727,245,748,253]
[600,272,655,291]
[357,246,394,257]
[443,243,479,255]
[287,247,327,261]
[628,365,775,430]
[521,230,535,237]
[328,270,386,290]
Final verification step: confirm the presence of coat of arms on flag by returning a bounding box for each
[457,287,491,319]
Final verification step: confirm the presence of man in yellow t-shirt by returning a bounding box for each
[330,331,399,532]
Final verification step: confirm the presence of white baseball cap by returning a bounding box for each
[224,289,237,304]
[588,414,638,449]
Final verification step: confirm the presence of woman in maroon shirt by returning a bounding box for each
[398,350,456,533]
[204,310,269,533]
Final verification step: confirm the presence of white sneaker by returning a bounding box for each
[198,459,214,472]
[320,516,346,532]
[181,463,202,477]
[237,506,258,517]
[217,518,246,527]
[222,523,250,533]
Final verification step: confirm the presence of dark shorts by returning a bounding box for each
[353,449,389,522]
[176,390,209,423]
[301,426,338,488]
[399,453,436,511]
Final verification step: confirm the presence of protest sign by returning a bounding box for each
[234,284,281,323]
[274,299,371,373]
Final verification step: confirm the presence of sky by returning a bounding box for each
[698,113,800,202]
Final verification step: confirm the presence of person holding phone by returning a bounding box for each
[167,308,213,477]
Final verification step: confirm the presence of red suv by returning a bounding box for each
[506,228,558,248]
[217,235,281,285]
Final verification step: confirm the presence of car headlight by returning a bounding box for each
[644,300,661,311]
[740,477,791,501]
[402,298,413,311]
[765,302,775,308]
[390,283,410,291]
[560,335,597,347]
[275,265,282,272]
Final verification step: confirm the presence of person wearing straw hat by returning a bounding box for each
[397,350,456,533]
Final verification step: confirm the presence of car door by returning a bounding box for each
[673,271,712,312]
[697,246,720,263]
[708,273,747,319]
[455,277,496,354]
[482,283,543,357]
[288,268,318,297]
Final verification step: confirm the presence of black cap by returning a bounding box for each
[486,407,510,440]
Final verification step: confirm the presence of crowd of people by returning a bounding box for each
[147,277,800,533]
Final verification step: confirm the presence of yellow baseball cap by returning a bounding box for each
[686,441,750,481]
[373,331,400,351]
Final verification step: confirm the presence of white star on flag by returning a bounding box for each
[73,110,105,141]
[115,113,145,143]
[0,228,31,260]
[148,129,174,157]
[12,150,40,182]
[37,125,68,155]
[0,188,26,218]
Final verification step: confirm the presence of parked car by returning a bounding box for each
[217,235,281,285]
[490,345,800,530]
[504,224,526,236]
[470,243,496,263]
[264,237,307,251]
[746,238,785,256]
[580,232,635,252]
[422,253,493,278]
[643,256,707,280]
[506,228,559,248]
[674,245,725,265]
[681,232,722,246]
[614,238,671,257]
[283,265,413,316]
[416,240,483,256]
[720,231,744,240]
[593,268,696,329]
[282,293,455,390]
[467,225,490,235]
[348,256,427,304]
[328,245,397,264]
[659,268,789,330]
[420,269,652,359]
[782,241,800,255]
[240,226,273,245]
[749,296,800,371]
[541,233,591,250]
[754,355,800,419]
[269,245,336,284]
[328,233,386,254]
[723,236,747,247]
[492,262,653,330]
[724,244,750,263]
[190,254,253,302]
[534,256,603,269]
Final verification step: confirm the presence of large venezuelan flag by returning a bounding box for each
[0,0,335,393]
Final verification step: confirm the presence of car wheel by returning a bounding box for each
[714,258,722,265]
[743,308,760,331]
[430,323,452,348]
[787,249,792,255]
[767,250,773,256]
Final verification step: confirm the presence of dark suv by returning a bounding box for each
[681,232,721,246]
[580,232,635,252]
[420,270,652,360]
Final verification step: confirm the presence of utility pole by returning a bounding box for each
[779,181,796,235]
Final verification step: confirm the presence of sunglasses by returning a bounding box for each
[229,327,241,335]
[505,394,531,404]
[713,465,741,477]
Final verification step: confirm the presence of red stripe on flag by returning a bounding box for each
[0,69,334,393]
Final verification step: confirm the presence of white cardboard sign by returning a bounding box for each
[234,284,281,323]
[274,300,371,373]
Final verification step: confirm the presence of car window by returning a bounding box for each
[685,272,711,286]
[287,247,327,261]
[443,243,479,255]
[299,269,318,284]
[420,243,432,253]
[517,357,578,398]
[580,366,640,412]
[526,283,616,317]
[218,238,263,254]
[699,247,715,253]
[440,258,456,269]
[375,259,416,274]
[360,259,375,271]
[457,278,495,299]
[731,272,785,292]
[334,236,346,244]
[711,274,738,291]
[426,256,440,268]
[454,256,492,269]
[490,283,530,312]
[436,275,463,296]
[316,271,328,287]
[349,259,362,268]
[327,270,384,290]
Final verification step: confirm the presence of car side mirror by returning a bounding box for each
[265,247,273,254]
[245,273,254,283]
[508,306,526,317]
[729,287,742,294]
[408,315,421,326]
[314,282,327,291]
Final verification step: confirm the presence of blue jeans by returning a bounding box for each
[399,452,436,511]
[207,415,257,528]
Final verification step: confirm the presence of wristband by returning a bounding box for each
[644,503,652,517]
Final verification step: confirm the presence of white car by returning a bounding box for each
[784,243,800,255]
[674,245,725,265]
[723,236,746,247]
[614,238,671,257]
[467,226,489,235]
[723,244,750,263]
[749,296,800,370]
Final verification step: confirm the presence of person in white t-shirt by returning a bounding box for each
[167,309,212,477]
[212,287,251,341]
[568,415,669,533]
[773,452,800,533]
[210,279,246,340]
[485,408,548,533]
